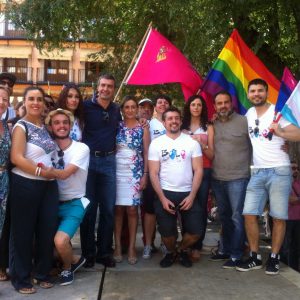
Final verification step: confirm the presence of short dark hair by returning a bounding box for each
[248,78,268,91]
[98,73,116,87]
[162,106,181,121]
[153,94,172,106]
[213,91,232,103]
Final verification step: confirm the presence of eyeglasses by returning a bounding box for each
[0,79,14,88]
[254,119,259,135]
[52,149,65,169]
[102,111,109,122]
[292,166,299,171]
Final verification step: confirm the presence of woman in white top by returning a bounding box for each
[57,84,84,141]
[10,87,58,294]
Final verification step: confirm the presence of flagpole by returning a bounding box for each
[114,22,153,102]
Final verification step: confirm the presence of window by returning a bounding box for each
[85,62,102,82]
[2,58,28,81]
[44,60,69,82]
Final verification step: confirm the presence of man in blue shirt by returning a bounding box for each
[80,74,122,268]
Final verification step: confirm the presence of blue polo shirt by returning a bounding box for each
[82,96,122,152]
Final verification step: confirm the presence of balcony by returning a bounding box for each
[37,67,74,84]
[0,21,27,39]
[0,66,32,82]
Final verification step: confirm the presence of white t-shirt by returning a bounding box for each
[52,140,90,201]
[149,118,166,141]
[246,104,290,168]
[148,133,202,192]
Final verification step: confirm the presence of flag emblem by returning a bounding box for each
[156,46,168,62]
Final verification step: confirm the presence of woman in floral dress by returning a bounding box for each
[0,86,11,281]
[114,96,150,264]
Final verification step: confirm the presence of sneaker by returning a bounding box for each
[236,253,263,272]
[265,254,280,275]
[160,253,176,268]
[209,252,230,261]
[142,245,152,259]
[222,259,241,269]
[60,270,74,286]
[179,251,192,268]
[71,256,86,273]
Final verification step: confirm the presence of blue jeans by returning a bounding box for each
[80,155,116,258]
[212,178,249,259]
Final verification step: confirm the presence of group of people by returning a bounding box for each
[0,71,300,295]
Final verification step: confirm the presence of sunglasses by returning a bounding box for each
[52,149,65,169]
[102,111,109,122]
[292,166,299,171]
[254,119,259,135]
[0,79,14,88]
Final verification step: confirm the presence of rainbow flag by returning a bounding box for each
[201,29,280,114]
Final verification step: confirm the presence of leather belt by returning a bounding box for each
[94,150,116,157]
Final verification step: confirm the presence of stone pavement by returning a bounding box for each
[2,228,300,300]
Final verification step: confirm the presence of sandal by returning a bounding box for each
[127,257,138,265]
[0,270,8,281]
[33,278,54,289]
[113,255,123,263]
[18,287,37,294]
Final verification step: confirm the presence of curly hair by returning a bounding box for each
[181,95,209,132]
[57,83,84,130]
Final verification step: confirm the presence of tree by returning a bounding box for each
[6,0,300,93]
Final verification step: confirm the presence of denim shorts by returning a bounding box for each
[243,166,292,220]
[154,190,202,237]
[58,199,86,238]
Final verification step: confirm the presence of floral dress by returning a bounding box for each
[115,121,144,206]
[0,120,11,238]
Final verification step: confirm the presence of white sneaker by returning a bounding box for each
[143,245,152,259]
[160,243,168,256]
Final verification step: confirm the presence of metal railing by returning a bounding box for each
[37,67,74,83]
[0,66,32,82]
[0,21,27,38]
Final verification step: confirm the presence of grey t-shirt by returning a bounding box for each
[212,112,251,181]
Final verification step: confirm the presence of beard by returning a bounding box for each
[252,98,267,107]
[217,109,234,120]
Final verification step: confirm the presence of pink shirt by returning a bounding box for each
[288,180,300,220]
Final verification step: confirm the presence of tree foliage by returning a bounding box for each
[6,0,300,100]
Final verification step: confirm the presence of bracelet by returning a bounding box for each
[35,166,39,176]
[144,172,149,174]
[37,167,42,177]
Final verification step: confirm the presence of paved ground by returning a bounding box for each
[1,225,300,300]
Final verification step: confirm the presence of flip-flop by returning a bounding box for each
[0,271,8,281]
[127,257,137,265]
[33,278,54,289]
[18,287,37,294]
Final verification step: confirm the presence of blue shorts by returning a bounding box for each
[243,166,292,220]
[57,199,86,238]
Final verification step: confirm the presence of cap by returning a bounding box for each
[138,98,153,106]
[0,72,17,85]
[45,108,74,126]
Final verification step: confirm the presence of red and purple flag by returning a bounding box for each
[125,28,203,100]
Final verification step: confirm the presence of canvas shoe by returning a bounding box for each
[60,270,74,286]
[178,250,192,268]
[71,256,86,273]
[236,252,263,272]
[222,258,241,269]
[265,253,280,275]
[142,245,152,259]
[209,252,230,261]
[160,253,176,268]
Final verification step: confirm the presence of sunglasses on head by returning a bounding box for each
[0,79,14,88]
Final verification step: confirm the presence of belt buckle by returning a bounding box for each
[94,151,102,157]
